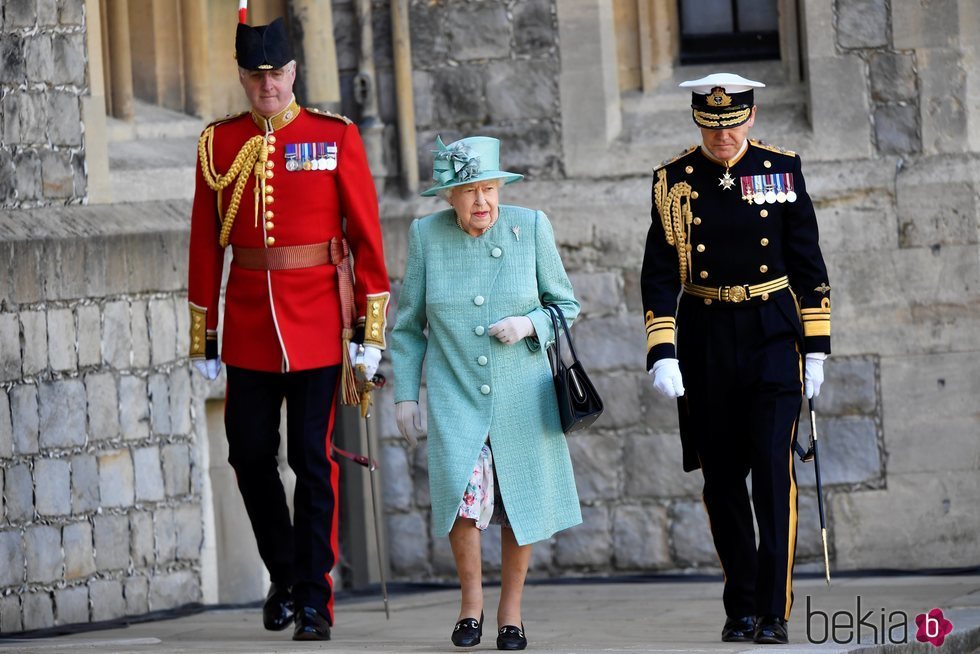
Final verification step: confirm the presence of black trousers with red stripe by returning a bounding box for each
[225,364,341,624]
[677,292,803,621]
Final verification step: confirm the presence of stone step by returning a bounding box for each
[108,135,197,203]
[106,100,205,142]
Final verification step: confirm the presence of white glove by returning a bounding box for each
[805,353,826,399]
[192,358,221,381]
[349,343,383,380]
[395,401,424,447]
[650,358,685,398]
[488,316,535,346]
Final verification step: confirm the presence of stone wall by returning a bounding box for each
[0,204,205,632]
[0,0,88,207]
[330,0,563,185]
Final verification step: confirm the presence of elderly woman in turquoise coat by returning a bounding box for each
[391,136,581,650]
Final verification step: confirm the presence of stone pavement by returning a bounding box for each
[1,573,977,654]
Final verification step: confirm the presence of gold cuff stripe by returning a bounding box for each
[801,308,832,315]
[803,323,831,337]
[363,292,390,349]
[647,329,676,350]
[189,303,207,358]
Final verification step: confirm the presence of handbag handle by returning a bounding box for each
[545,304,581,364]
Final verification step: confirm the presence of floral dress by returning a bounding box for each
[457,441,510,530]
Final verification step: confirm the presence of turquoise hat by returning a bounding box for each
[420,135,523,197]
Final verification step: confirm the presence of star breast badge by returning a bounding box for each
[718,171,735,190]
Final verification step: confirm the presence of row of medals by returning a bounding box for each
[285,156,337,172]
[745,188,797,205]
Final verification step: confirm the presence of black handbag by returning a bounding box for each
[544,304,604,433]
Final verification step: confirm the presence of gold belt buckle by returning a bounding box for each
[726,285,748,303]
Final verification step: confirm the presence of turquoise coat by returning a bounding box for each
[390,205,582,546]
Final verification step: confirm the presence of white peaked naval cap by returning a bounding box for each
[679,73,766,94]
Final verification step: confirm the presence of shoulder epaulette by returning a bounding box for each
[654,145,699,171]
[306,107,353,125]
[206,110,249,129]
[749,139,796,157]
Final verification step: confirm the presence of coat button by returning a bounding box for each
[478,356,488,366]
[474,295,485,306]
[761,238,769,246]
[760,209,768,218]
[693,217,702,225]
[266,236,276,246]
[691,191,699,199]
[265,170,274,179]
[265,210,274,219]
[760,264,768,273]
[265,185,274,194]
[685,165,693,174]
[491,247,502,258]
[267,145,276,154]
[266,160,274,169]
[700,270,708,279]
[266,221,274,230]
[480,384,491,395]
[267,135,277,144]
[474,325,485,336]
[696,244,705,253]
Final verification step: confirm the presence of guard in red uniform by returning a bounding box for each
[187,17,389,641]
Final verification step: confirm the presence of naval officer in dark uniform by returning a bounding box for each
[640,73,831,645]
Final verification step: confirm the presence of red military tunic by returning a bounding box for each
[188,97,389,371]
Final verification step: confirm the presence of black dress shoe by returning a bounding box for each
[451,611,483,647]
[721,616,756,642]
[262,583,294,631]
[292,606,331,641]
[496,623,527,651]
[754,615,788,644]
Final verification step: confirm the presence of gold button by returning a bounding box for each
[266,170,274,179]
[266,210,274,219]
[700,270,708,279]
[760,209,768,218]
[266,221,274,230]
[266,236,276,246]
[264,185,274,194]
[704,298,712,305]
[691,191,699,199]
[764,160,772,168]
[762,292,770,301]
[685,166,693,174]
[267,145,276,154]
[266,161,274,169]
[266,196,274,204]
[761,238,769,246]
[267,135,276,144]
[696,244,705,253]
[760,264,768,273]
[693,217,702,225]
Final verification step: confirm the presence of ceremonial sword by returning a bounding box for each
[795,397,831,585]
[357,369,391,619]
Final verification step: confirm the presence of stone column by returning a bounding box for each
[391,0,418,195]
[181,0,212,119]
[106,0,135,120]
[557,0,622,176]
[289,0,342,110]
[84,0,112,203]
